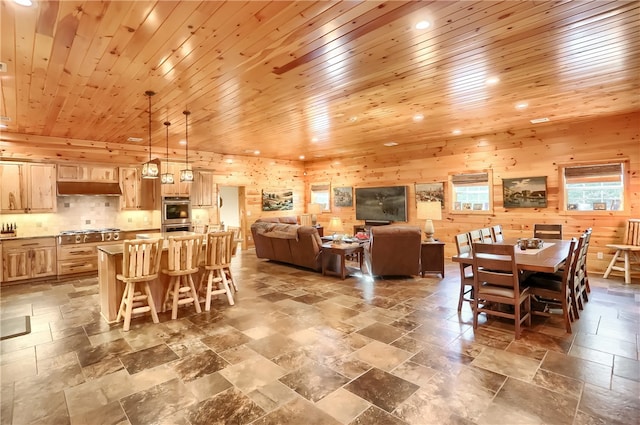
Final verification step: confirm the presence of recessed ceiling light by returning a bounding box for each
[179,139,187,145]
[299,155,305,160]
[127,137,143,142]
[13,0,33,6]
[452,129,462,135]
[485,76,500,85]
[415,21,430,30]
[311,136,319,143]
[349,116,358,122]
[253,150,260,155]
[384,142,398,147]
[515,102,528,110]
[0,124,7,129]
[225,158,233,164]
[530,117,550,124]
[412,114,424,122]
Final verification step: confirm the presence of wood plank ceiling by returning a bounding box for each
[1,0,639,162]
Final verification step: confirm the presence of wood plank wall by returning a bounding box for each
[2,111,638,276]
[305,111,640,275]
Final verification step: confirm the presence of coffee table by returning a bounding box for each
[321,242,364,280]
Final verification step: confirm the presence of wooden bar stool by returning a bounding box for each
[604,219,640,284]
[116,239,163,331]
[199,231,235,310]
[162,234,203,320]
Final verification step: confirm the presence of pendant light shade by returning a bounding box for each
[141,90,159,179]
[161,120,174,184]
[180,110,194,182]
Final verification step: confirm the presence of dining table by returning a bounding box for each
[452,237,573,274]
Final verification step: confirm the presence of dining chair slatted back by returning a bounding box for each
[162,235,203,319]
[569,233,590,317]
[491,224,504,242]
[534,224,563,240]
[472,243,531,339]
[480,227,493,243]
[468,229,484,245]
[454,232,474,312]
[525,238,579,333]
[199,231,235,310]
[604,219,640,284]
[116,239,163,331]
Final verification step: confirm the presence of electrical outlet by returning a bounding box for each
[597,252,603,259]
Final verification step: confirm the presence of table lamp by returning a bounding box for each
[307,203,323,226]
[417,201,442,242]
[327,216,344,243]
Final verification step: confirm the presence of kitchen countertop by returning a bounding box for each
[98,231,200,255]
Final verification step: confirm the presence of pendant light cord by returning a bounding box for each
[144,90,155,161]
[183,110,190,169]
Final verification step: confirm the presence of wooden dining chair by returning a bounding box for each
[525,238,579,333]
[468,229,483,244]
[472,243,531,339]
[604,219,640,284]
[199,231,235,310]
[534,224,563,240]
[161,234,203,320]
[480,227,493,243]
[454,232,474,312]
[491,224,504,242]
[116,239,163,331]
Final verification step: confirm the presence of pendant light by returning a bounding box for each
[180,110,194,182]
[141,90,159,179]
[161,120,174,184]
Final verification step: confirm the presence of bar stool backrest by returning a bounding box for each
[204,231,234,267]
[166,234,203,273]
[122,239,162,280]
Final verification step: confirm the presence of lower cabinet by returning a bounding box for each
[57,244,99,276]
[2,238,56,282]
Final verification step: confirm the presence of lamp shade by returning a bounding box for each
[307,203,323,214]
[417,201,442,220]
[327,217,344,233]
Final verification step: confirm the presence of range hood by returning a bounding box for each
[57,182,122,196]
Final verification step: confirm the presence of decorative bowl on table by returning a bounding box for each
[517,238,544,250]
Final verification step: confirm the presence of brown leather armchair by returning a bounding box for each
[363,225,422,277]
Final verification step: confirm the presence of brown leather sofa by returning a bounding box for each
[251,221,323,271]
[364,225,422,277]
[255,216,298,224]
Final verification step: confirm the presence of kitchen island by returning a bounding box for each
[97,231,203,323]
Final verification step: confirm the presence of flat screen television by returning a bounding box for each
[355,186,408,222]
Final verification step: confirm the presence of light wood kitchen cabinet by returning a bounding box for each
[160,162,191,197]
[0,162,56,213]
[2,237,56,282]
[192,171,216,207]
[119,166,158,210]
[57,164,119,182]
[57,244,98,276]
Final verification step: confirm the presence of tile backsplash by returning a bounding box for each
[1,196,162,237]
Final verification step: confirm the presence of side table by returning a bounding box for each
[322,242,364,280]
[421,241,445,277]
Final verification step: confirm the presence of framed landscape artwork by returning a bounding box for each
[262,188,293,211]
[503,176,547,208]
[333,187,353,207]
[415,182,444,207]
[355,186,408,222]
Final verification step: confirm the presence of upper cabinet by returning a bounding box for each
[0,162,56,213]
[57,164,118,182]
[160,162,191,197]
[119,166,158,210]
[192,171,215,207]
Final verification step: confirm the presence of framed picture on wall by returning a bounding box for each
[333,187,353,207]
[415,182,444,207]
[262,188,293,211]
[502,176,547,208]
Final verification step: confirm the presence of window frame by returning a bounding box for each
[558,159,630,216]
[448,169,494,215]
[310,182,331,212]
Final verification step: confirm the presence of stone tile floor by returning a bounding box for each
[0,251,638,424]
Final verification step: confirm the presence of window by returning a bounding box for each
[310,183,330,212]
[561,161,627,212]
[450,171,493,212]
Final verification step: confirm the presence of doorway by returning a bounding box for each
[219,186,249,250]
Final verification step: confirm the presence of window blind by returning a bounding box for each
[564,163,622,183]
[451,173,489,184]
